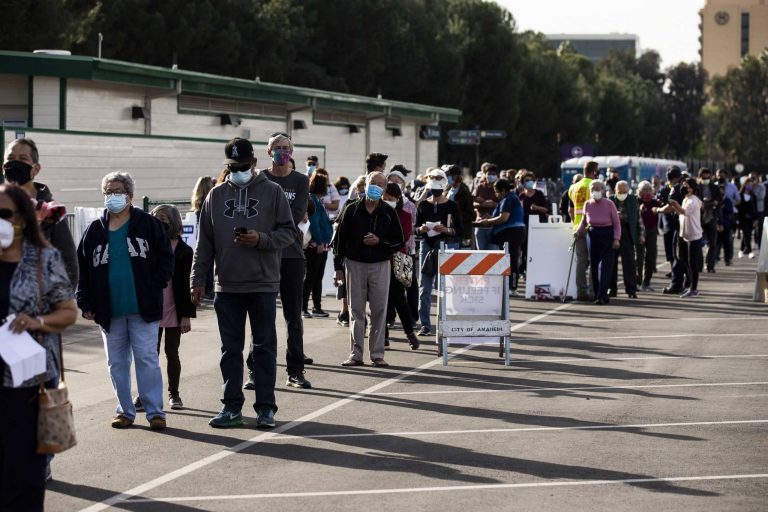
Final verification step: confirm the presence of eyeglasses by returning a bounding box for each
[0,208,17,220]
[427,175,444,181]
[270,132,291,139]
[103,191,126,196]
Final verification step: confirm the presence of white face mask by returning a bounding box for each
[591,190,603,201]
[616,193,628,202]
[0,218,14,249]
[384,200,397,209]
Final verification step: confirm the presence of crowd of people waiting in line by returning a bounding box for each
[0,133,761,510]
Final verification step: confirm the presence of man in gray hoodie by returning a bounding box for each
[191,137,295,429]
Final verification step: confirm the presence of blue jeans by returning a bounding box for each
[101,315,164,421]
[214,292,278,414]
[474,227,499,251]
[418,241,459,330]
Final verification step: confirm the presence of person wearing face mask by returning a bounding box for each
[386,166,419,323]
[258,132,314,392]
[382,183,419,350]
[414,168,462,337]
[748,172,766,249]
[577,181,621,305]
[76,172,174,430]
[333,175,367,328]
[472,163,500,250]
[636,181,661,291]
[569,161,600,301]
[519,171,549,277]
[737,178,758,259]
[0,184,77,511]
[667,178,703,298]
[146,205,195,411]
[657,166,687,295]
[313,167,341,221]
[190,137,296,429]
[335,176,352,212]
[332,172,404,367]
[696,168,722,272]
[302,173,333,319]
[608,181,643,299]
[443,164,474,248]
[3,138,78,288]
[306,155,318,176]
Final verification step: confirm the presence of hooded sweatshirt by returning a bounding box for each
[191,170,295,293]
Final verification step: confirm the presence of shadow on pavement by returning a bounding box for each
[47,480,201,511]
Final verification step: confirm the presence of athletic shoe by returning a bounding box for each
[384,339,390,349]
[209,409,244,428]
[302,310,312,318]
[336,311,350,327]
[149,416,167,431]
[311,309,329,317]
[509,289,521,297]
[372,358,389,367]
[407,332,420,350]
[640,285,655,292]
[387,320,396,329]
[303,355,314,365]
[662,286,682,295]
[243,380,256,390]
[341,358,364,366]
[133,396,144,412]
[749,252,755,259]
[287,372,312,389]
[256,408,276,428]
[111,414,134,429]
[417,326,431,336]
[738,250,744,258]
[680,289,700,298]
[169,395,184,410]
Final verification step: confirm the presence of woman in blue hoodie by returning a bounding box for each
[76,172,174,431]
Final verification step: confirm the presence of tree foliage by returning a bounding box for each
[3,0,745,173]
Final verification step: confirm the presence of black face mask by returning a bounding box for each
[3,160,34,185]
[162,221,175,238]
[431,189,444,198]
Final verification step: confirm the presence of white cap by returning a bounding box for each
[426,168,448,182]
[387,170,407,183]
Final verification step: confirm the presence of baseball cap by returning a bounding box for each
[426,168,448,181]
[224,138,254,165]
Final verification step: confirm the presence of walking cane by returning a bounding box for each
[563,236,577,303]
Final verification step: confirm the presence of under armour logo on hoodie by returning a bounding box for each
[223,198,260,218]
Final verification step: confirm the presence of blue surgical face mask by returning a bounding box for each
[229,169,253,186]
[525,180,535,190]
[365,184,384,201]
[307,164,317,175]
[338,188,349,196]
[447,177,454,186]
[105,193,128,214]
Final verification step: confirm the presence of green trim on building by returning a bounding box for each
[0,51,461,122]
[26,76,33,128]
[59,78,67,130]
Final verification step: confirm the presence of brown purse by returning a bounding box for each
[34,251,77,454]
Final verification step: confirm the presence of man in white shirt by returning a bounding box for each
[669,178,703,298]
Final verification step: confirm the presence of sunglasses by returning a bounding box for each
[0,208,16,220]
[270,132,291,139]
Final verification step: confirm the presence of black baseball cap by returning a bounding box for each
[224,138,254,165]
[666,166,682,180]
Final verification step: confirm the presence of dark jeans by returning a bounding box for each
[589,226,616,302]
[157,327,181,396]
[610,226,638,294]
[303,249,328,311]
[214,291,278,414]
[493,226,526,290]
[741,223,754,254]
[702,220,719,271]
[0,386,45,512]
[756,213,765,248]
[717,226,733,263]
[248,258,305,377]
[386,267,414,338]
[390,254,419,324]
[663,225,676,263]
[679,238,703,291]
[637,228,657,286]
[669,231,688,289]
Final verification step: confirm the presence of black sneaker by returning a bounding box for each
[336,311,350,326]
[303,355,314,365]
[302,310,312,318]
[384,339,391,349]
[243,380,256,390]
[133,396,144,412]
[417,326,431,336]
[311,308,330,317]
[662,286,682,295]
[256,408,276,428]
[287,372,312,389]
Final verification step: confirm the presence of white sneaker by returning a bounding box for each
[738,250,744,258]
[749,252,756,259]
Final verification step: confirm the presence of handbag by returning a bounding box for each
[420,246,439,276]
[392,251,413,287]
[34,251,77,454]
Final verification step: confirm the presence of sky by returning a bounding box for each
[495,0,704,68]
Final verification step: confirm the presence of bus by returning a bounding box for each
[560,156,688,188]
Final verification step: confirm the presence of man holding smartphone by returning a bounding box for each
[191,137,295,429]
[333,171,404,367]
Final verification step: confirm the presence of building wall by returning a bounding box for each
[32,76,59,129]
[700,0,768,78]
[0,74,28,124]
[67,79,147,133]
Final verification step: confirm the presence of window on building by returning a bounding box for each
[741,12,750,57]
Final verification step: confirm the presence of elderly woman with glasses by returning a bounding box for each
[76,172,174,430]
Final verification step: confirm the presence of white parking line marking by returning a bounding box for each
[372,381,768,396]
[270,419,768,441]
[78,305,573,511]
[477,354,768,364]
[512,333,767,341]
[124,473,768,503]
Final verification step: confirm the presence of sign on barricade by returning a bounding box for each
[525,216,576,300]
[437,245,511,366]
[753,217,768,302]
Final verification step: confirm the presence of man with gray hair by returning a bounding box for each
[609,180,642,298]
[191,137,295,429]
[333,171,404,367]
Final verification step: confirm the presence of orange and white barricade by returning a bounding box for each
[437,245,511,366]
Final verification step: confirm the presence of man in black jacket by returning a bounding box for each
[697,168,722,272]
[3,138,78,286]
[333,172,404,367]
